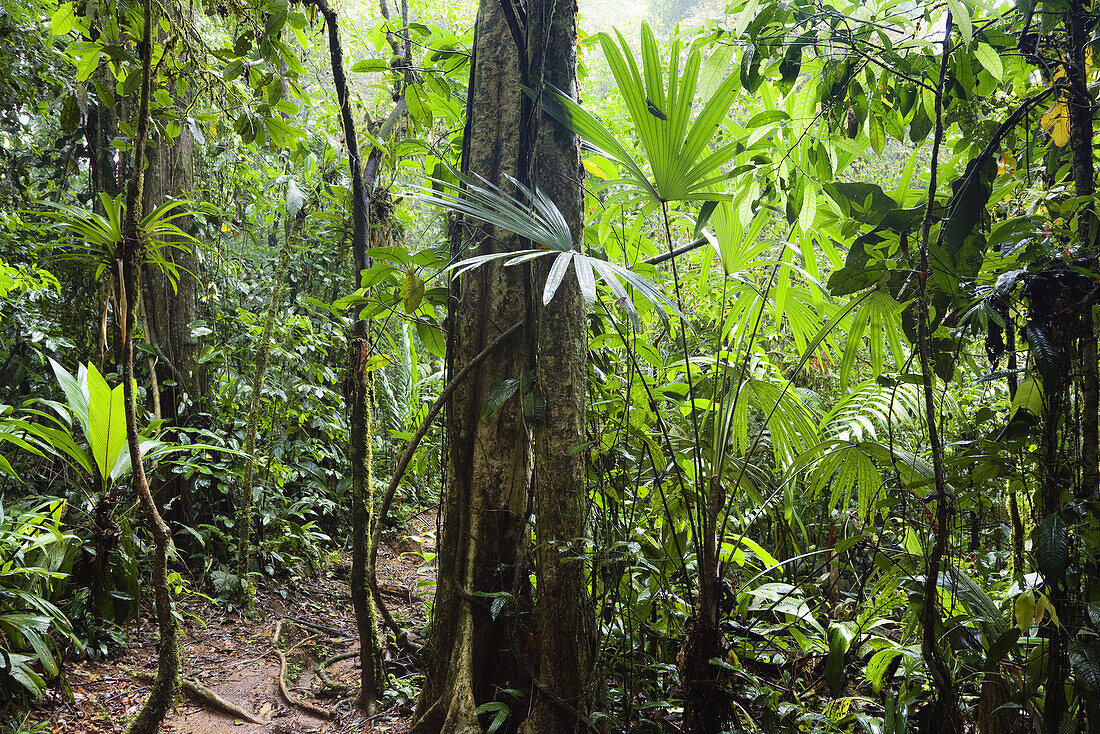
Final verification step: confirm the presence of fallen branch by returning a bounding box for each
[273,619,334,720]
[281,616,350,638]
[378,583,414,602]
[128,669,265,725]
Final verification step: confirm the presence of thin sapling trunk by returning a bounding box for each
[121,0,179,731]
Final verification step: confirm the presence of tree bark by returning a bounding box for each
[521,0,594,729]
[301,0,386,709]
[411,2,533,730]
[346,337,385,712]
[141,11,207,529]
[142,101,204,428]
[1067,0,1098,504]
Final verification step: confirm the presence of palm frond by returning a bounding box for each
[533,21,741,205]
[418,172,683,323]
[822,379,923,443]
[38,194,198,292]
[419,171,573,252]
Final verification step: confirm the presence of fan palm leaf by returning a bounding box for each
[534,22,741,205]
[418,172,683,323]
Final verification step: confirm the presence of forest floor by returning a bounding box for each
[21,511,437,734]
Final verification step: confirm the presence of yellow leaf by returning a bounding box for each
[583,157,617,180]
[1035,592,1060,628]
[1041,102,1071,147]
[998,150,1017,174]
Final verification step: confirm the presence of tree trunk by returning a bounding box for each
[141,73,206,529]
[346,337,385,711]
[142,105,204,428]
[235,231,291,595]
[302,0,387,709]
[521,0,594,729]
[679,477,728,734]
[411,2,533,730]
[1067,0,1099,504]
[121,1,179,731]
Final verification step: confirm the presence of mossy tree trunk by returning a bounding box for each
[121,0,179,731]
[413,0,594,730]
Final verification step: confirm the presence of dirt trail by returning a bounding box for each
[30,513,436,734]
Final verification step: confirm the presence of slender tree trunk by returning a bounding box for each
[411,3,533,731]
[235,231,291,594]
[1068,0,1099,504]
[913,12,961,732]
[121,1,179,731]
[346,338,385,711]
[301,0,386,709]
[679,477,728,734]
[520,0,594,729]
[1036,5,1098,730]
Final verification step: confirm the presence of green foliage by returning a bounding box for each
[3,0,1100,728]
[538,21,741,205]
[0,499,78,701]
[38,194,198,288]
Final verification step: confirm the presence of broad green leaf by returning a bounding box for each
[825,623,855,695]
[416,322,445,359]
[286,179,306,218]
[974,43,1003,81]
[1033,514,1069,582]
[49,359,90,438]
[51,3,76,35]
[946,0,973,48]
[84,363,128,488]
[351,59,389,73]
[401,269,425,313]
[867,648,903,693]
[698,43,734,103]
[1011,377,1043,418]
[482,379,521,418]
[869,113,885,155]
[1069,642,1100,692]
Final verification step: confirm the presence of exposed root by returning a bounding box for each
[317,651,358,690]
[273,619,334,720]
[280,616,351,638]
[128,669,265,725]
